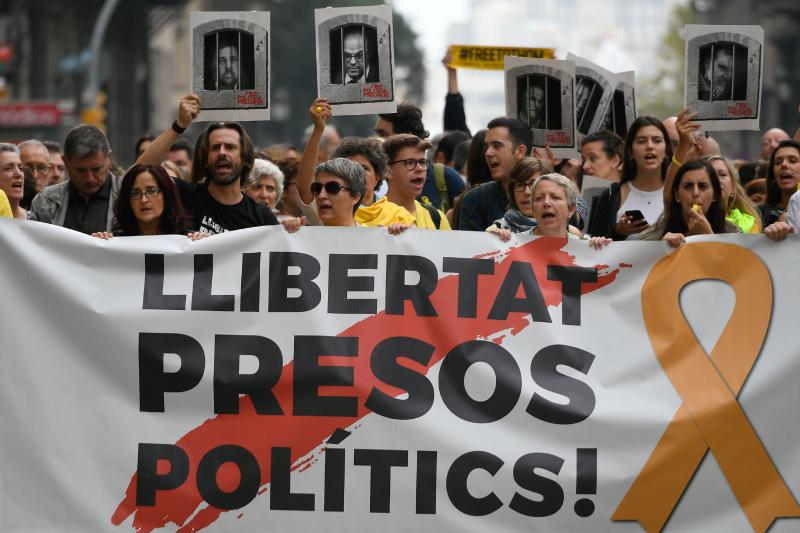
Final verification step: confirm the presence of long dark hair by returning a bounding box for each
[765,139,800,207]
[664,159,727,234]
[621,116,673,183]
[113,164,191,235]
[465,129,491,188]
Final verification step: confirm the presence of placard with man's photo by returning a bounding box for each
[566,53,616,142]
[191,11,270,121]
[504,56,577,158]
[315,5,396,116]
[685,24,763,131]
[601,70,636,139]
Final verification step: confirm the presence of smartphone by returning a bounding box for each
[625,210,646,222]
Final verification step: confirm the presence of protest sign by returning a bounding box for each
[191,11,271,122]
[315,5,396,116]
[447,45,555,70]
[685,24,764,131]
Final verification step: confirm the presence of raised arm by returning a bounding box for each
[296,98,332,205]
[663,108,700,206]
[442,48,470,135]
[136,94,200,166]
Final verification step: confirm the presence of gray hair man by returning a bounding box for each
[18,139,51,193]
[302,124,341,164]
[28,124,121,233]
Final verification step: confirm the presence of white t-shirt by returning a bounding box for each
[617,182,664,240]
[787,190,800,232]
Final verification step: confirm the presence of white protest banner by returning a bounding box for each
[1,219,799,532]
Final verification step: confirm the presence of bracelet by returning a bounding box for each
[671,155,682,168]
[171,120,186,134]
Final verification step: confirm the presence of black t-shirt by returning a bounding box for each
[188,182,278,234]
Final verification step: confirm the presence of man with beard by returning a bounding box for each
[216,36,239,91]
[135,94,278,234]
[189,122,279,234]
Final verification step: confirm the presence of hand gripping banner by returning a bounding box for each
[612,242,800,532]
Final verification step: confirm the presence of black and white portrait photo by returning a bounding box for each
[203,30,255,91]
[567,54,615,140]
[316,5,396,116]
[516,74,561,130]
[600,71,636,139]
[685,25,763,131]
[191,11,270,121]
[505,56,577,158]
[330,24,380,85]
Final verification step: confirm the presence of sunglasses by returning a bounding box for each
[310,181,352,196]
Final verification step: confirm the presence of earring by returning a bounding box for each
[728,193,735,210]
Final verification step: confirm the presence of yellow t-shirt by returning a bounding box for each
[355,197,415,227]
[0,189,12,218]
[413,200,451,230]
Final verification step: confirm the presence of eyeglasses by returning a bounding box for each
[310,181,352,196]
[130,187,161,200]
[23,163,51,174]
[513,180,536,192]
[389,158,429,171]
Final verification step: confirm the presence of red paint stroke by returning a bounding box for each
[112,237,624,531]
[620,262,633,269]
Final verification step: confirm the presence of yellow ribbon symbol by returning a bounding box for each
[613,242,800,531]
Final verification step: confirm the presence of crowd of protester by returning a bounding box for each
[3,50,799,251]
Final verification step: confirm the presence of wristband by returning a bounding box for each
[171,120,186,134]
[671,155,682,168]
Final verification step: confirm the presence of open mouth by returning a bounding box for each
[643,154,658,164]
[540,212,557,221]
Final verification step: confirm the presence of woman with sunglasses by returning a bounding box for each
[91,164,204,239]
[311,158,364,227]
[310,157,409,234]
[295,98,414,228]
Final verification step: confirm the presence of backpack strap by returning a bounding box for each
[422,202,442,229]
[433,163,451,212]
